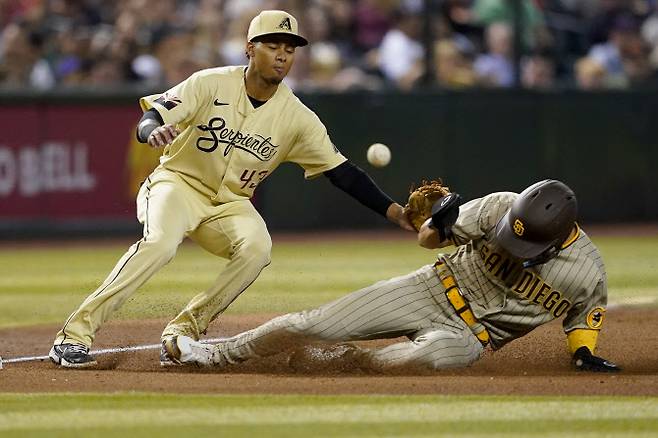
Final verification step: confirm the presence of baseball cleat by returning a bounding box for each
[49,344,97,368]
[159,342,182,367]
[164,335,227,367]
[161,337,184,367]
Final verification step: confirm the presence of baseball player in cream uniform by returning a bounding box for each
[172,180,621,373]
[49,10,413,368]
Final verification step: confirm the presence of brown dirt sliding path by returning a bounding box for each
[1,307,657,396]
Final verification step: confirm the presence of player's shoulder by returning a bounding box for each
[567,226,601,256]
[283,85,320,117]
[275,87,324,132]
[561,225,605,272]
[482,191,518,206]
[189,65,245,83]
[475,191,518,217]
[456,191,517,235]
[566,225,594,251]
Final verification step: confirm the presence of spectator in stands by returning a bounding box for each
[300,40,384,91]
[585,0,650,46]
[87,58,123,86]
[1,0,657,91]
[474,21,514,87]
[0,21,54,88]
[52,25,88,86]
[219,5,260,66]
[588,14,634,82]
[521,52,556,89]
[192,0,224,60]
[377,7,425,90]
[641,7,658,66]
[574,56,608,90]
[433,38,476,88]
[322,0,357,61]
[472,0,548,51]
[620,35,657,88]
[353,0,394,54]
[588,13,656,88]
[154,30,213,86]
[439,0,484,45]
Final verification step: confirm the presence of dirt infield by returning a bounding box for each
[1,307,657,396]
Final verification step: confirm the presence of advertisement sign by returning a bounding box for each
[0,104,157,220]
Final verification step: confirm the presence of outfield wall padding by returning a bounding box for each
[0,89,655,236]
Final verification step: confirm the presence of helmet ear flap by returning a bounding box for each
[522,246,560,269]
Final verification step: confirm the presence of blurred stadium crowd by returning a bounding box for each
[2,0,658,92]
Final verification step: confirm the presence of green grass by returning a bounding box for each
[0,235,656,328]
[1,393,657,437]
[0,238,433,327]
[597,236,658,304]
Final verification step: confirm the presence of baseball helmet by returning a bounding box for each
[495,179,578,259]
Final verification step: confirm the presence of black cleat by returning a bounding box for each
[49,344,97,368]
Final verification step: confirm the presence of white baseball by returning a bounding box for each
[367,143,391,167]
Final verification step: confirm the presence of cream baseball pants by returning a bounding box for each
[54,168,271,347]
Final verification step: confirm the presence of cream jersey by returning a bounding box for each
[440,192,607,350]
[140,66,347,203]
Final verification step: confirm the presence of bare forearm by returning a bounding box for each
[418,219,451,249]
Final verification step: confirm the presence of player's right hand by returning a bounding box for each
[572,346,621,373]
[148,124,179,148]
[386,203,415,232]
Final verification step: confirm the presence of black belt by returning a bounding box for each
[434,262,490,346]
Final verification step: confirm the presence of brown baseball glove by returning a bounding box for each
[403,179,451,231]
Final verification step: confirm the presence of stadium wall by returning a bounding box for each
[0,89,655,236]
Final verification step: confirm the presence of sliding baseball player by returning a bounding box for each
[168,180,620,373]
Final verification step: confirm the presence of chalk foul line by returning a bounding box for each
[2,337,227,365]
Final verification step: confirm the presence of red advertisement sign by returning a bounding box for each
[0,104,157,220]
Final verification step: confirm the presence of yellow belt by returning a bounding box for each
[434,262,490,346]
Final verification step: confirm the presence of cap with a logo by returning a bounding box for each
[495,179,578,259]
[247,10,308,47]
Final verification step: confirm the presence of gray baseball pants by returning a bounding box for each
[217,264,484,370]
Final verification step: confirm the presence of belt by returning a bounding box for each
[434,262,490,346]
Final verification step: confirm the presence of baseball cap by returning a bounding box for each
[495,179,578,259]
[247,10,308,47]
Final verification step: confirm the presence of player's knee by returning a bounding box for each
[269,312,307,333]
[144,235,180,263]
[285,310,315,332]
[274,311,325,342]
[414,332,482,370]
[156,244,179,265]
[234,234,272,266]
[425,349,480,370]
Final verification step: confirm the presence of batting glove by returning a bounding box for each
[572,346,621,373]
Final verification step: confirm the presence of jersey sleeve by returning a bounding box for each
[451,192,517,246]
[139,71,203,126]
[286,111,347,179]
[563,263,607,353]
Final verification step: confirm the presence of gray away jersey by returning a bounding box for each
[440,192,607,350]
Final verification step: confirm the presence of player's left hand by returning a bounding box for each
[148,124,179,148]
[387,203,415,231]
[572,346,621,373]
